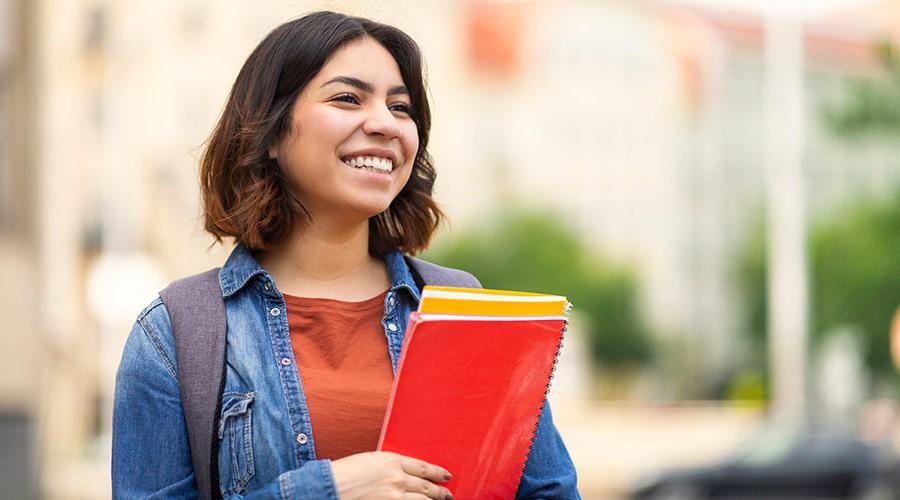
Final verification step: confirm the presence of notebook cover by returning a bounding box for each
[377,313,566,499]
[423,286,559,297]
[418,297,568,317]
[419,286,569,317]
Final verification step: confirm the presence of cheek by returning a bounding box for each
[278,109,353,179]
[402,124,420,165]
[302,107,352,144]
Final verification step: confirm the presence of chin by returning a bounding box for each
[349,200,396,220]
[334,186,403,221]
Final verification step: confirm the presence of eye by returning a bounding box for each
[389,102,411,115]
[331,93,360,105]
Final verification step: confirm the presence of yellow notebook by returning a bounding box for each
[418,286,570,316]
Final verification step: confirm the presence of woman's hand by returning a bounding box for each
[331,451,453,500]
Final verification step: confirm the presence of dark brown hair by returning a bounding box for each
[200,11,443,255]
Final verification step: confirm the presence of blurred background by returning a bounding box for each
[1,0,899,498]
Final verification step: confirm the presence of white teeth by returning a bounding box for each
[343,156,394,173]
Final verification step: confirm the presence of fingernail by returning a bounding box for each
[444,472,453,481]
[445,492,453,500]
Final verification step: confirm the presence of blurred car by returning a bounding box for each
[631,428,900,500]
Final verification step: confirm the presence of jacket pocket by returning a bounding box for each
[218,391,256,495]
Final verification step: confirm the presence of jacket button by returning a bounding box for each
[387,323,398,332]
[296,433,308,445]
[270,307,280,316]
[281,358,291,366]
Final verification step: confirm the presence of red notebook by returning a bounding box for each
[377,312,567,499]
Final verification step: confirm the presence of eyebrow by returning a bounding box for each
[321,76,409,96]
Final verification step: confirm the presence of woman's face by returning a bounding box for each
[270,37,418,224]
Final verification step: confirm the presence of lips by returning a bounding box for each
[341,147,398,164]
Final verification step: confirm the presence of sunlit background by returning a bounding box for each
[1,0,899,498]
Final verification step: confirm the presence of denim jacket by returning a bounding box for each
[112,244,580,499]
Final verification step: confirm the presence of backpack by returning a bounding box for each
[159,256,481,500]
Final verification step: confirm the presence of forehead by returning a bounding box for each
[313,37,404,86]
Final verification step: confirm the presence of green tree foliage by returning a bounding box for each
[811,195,900,377]
[824,42,900,136]
[737,192,900,382]
[736,219,768,367]
[425,211,654,369]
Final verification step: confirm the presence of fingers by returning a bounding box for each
[395,454,452,483]
[333,452,454,500]
[381,453,452,500]
[403,475,453,500]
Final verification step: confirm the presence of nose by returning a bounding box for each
[362,103,402,139]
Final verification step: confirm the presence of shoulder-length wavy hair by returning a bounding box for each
[200,11,443,256]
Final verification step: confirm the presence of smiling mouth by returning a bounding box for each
[341,155,394,174]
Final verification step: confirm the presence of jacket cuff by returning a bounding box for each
[278,460,338,500]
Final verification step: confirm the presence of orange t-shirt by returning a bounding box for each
[283,291,394,460]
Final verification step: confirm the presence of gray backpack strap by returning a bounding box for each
[159,268,226,500]
[405,256,483,289]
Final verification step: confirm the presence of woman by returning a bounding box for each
[112,11,578,499]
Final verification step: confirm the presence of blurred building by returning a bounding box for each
[436,0,900,396]
[1,0,898,498]
[0,0,39,497]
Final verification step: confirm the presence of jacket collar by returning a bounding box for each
[383,249,422,302]
[218,243,267,298]
[218,243,420,301]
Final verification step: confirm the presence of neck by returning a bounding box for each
[257,217,390,300]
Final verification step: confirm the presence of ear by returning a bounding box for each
[268,145,278,160]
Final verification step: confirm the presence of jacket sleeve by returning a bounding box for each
[514,402,581,499]
[112,301,339,500]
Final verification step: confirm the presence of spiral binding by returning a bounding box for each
[518,302,571,478]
